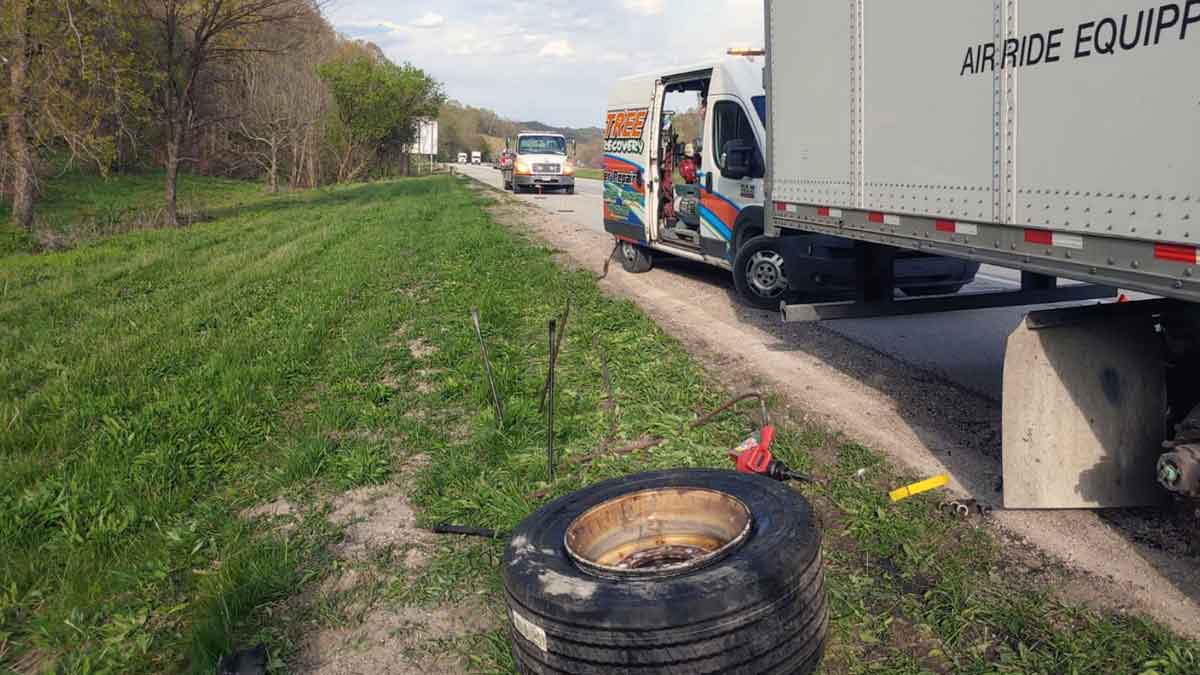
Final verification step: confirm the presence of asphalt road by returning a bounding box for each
[457,163,1130,399]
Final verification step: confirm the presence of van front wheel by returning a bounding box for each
[734,236,794,310]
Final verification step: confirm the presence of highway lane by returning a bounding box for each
[457,163,1127,399]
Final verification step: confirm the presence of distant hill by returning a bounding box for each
[437,102,604,167]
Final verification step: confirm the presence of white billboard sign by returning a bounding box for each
[414,119,438,156]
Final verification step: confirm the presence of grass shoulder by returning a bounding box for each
[0,172,1195,673]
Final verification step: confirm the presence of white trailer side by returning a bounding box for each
[763,0,1200,507]
[765,0,1200,302]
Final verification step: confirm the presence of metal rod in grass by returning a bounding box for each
[470,307,504,429]
[539,300,571,413]
[546,319,558,481]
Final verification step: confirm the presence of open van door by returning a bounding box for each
[602,76,655,245]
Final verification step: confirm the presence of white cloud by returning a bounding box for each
[538,39,574,58]
[622,0,665,15]
[411,11,445,28]
[327,0,763,127]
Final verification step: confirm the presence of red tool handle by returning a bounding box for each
[729,425,775,475]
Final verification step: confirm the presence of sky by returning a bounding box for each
[327,0,764,128]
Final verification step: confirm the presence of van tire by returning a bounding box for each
[733,209,765,253]
[733,235,794,310]
[619,241,653,273]
[503,469,828,675]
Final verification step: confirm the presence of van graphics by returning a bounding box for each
[959,2,1199,75]
[603,154,646,235]
[604,108,648,154]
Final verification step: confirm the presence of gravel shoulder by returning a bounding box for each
[469,178,1200,639]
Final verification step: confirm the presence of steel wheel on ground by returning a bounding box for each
[503,469,828,675]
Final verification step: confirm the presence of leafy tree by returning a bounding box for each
[318,55,442,182]
[1,0,150,230]
[135,0,310,225]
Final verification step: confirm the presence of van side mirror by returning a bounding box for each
[720,139,752,180]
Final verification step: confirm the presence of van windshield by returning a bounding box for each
[518,135,566,155]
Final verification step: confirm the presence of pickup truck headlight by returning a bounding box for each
[515,159,532,175]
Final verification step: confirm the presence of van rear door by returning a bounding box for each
[602,77,654,244]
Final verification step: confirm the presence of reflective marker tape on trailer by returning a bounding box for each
[774,201,799,214]
[1154,243,1199,265]
[1024,229,1083,250]
[935,220,978,236]
[868,212,901,226]
[816,206,842,218]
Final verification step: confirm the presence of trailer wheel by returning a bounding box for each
[734,235,794,310]
[619,241,653,273]
[503,469,828,675]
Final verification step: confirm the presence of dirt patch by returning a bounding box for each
[327,485,432,561]
[476,181,1200,639]
[241,497,300,534]
[414,368,443,394]
[295,601,498,675]
[284,452,494,672]
[407,338,436,359]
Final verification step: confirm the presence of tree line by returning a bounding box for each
[0,0,443,230]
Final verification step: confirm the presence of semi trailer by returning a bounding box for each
[755,0,1200,508]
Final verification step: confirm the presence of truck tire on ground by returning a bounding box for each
[733,235,794,310]
[565,185,575,195]
[619,241,653,273]
[503,469,828,675]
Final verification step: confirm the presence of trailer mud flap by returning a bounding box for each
[1003,304,1168,508]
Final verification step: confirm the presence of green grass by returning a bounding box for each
[1,171,1197,673]
[0,171,266,255]
[574,167,602,181]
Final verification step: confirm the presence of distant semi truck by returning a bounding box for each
[471,151,482,164]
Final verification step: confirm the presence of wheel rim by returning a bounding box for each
[564,487,752,579]
[622,242,637,263]
[746,249,788,298]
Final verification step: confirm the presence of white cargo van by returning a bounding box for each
[471,151,482,165]
[603,55,978,308]
[457,152,467,164]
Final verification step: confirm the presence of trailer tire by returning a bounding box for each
[734,235,795,310]
[619,240,653,273]
[503,469,828,675]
